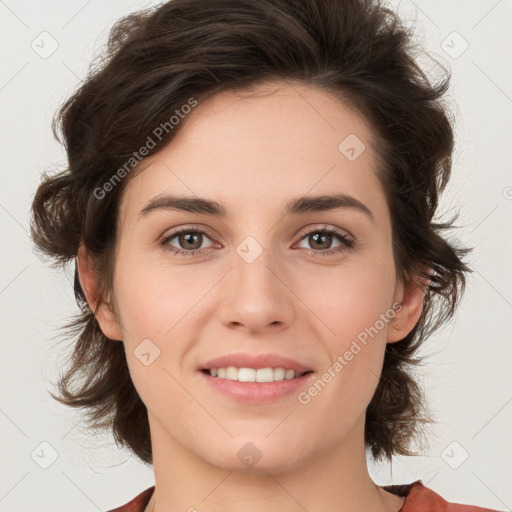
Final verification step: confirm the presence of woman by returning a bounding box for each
[29,0,502,510]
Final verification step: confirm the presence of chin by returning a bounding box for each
[202,438,311,474]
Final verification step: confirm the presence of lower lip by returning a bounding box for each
[198,370,315,404]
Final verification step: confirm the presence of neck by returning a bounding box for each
[143,413,404,512]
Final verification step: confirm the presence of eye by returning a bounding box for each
[295,225,354,256]
[160,224,355,257]
[160,227,217,256]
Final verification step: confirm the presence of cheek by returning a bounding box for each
[114,257,206,339]
[297,260,395,341]
[112,261,213,401]
[294,257,394,405]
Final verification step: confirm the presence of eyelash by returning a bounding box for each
[160,225,355,258]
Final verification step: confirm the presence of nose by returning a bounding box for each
[217,245,296,334]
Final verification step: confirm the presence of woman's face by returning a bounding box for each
[95,81,422,472]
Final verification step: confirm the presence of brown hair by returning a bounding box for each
[30,0,472,465]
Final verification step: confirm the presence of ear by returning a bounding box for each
[387,267,431,343]
[76,243,123,341]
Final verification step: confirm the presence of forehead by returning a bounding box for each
[118,81,386,224]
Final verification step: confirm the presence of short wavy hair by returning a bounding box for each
[30,0,472,465]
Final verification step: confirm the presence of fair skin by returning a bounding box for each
[78,81,428,512]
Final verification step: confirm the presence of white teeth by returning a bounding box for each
[207,366,307,382]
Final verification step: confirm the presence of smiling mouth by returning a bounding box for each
[201,367,314,383]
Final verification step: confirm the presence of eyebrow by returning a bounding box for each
[139,193,374,222]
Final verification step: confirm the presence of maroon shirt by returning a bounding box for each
[107,480,503,511]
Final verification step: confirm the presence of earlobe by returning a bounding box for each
[76,243,123,341]
[387,268,431,343]
[76,243,99,312]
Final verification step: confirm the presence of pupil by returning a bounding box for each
[182,232,200,249]
[312,232,330,249]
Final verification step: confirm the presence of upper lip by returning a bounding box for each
[199,353,314,372]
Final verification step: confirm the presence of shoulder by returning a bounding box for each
[106,486,155,512]
[106,481,503,512]
[382,480,503,512]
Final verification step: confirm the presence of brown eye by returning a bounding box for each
[308,232,333,250]
[161,228,215,256]
[296,226,354,256]
[177,232,203,250]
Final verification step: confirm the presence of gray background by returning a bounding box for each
[0,0,511,510]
